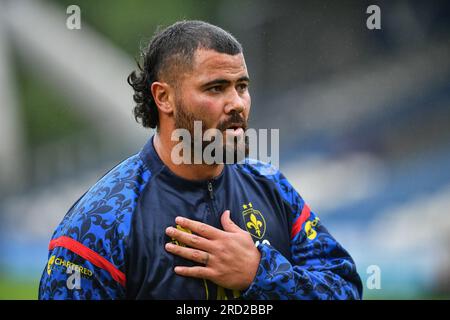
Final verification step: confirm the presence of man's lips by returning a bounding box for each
[224,123,245,130]
[223,125,245,136]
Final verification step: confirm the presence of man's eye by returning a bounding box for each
[208,86,223,93]
[237,83,248,92]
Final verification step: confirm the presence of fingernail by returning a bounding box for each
[175,216,184,224]
[166,227,174,235]
[165,243,174,250]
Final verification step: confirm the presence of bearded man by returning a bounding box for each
[39,20,362,300]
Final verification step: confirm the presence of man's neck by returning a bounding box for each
[153,132,224,181]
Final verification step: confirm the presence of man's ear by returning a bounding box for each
[151,81,174,115]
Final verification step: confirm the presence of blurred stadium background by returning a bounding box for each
[0,0,449,299]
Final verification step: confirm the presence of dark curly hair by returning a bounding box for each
[127,20,243,129]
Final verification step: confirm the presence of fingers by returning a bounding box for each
[165,243,210,265]
[175,216,224,239]
[220,210,242,233]
[174,266,215,280]
[166,226,212,251]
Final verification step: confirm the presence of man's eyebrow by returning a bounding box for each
[201,76,250,87]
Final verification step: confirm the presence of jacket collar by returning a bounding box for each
[139,135,226,190]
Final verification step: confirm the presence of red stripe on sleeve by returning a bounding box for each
[291,203,311,239]
[49,236,126,287]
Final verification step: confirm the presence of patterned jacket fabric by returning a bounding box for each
[39,136,363,300]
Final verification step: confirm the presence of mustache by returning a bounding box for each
[216,112,248,132]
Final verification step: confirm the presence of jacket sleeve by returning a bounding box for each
[241,173,363,300]
[38,236,126,300]
[38,154,148,300]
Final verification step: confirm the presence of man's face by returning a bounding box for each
[172,49,251,162]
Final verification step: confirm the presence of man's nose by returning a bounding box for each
[224,89,245,114]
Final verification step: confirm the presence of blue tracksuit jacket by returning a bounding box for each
[39,136,363,299]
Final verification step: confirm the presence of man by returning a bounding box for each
[39,20,362,300]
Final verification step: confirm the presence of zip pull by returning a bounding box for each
[207,181,214,200]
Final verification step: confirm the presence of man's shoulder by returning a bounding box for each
[52,153,151,256]
[235,158,303,207]
[235,158,281,180]
[85,153,152,202]
[74,152,150,214]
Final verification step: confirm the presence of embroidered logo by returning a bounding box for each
[305,217,320,240]
[47,255,56,275]
[242,202,266,239]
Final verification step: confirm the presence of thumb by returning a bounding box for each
[221,210,241,233]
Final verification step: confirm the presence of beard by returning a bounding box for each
[173,99,249,164]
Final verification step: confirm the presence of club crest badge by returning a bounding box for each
[242,202,266,239]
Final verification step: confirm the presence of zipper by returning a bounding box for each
[206,181,217,218]
[207,181,214,200]
[206,181,220,222]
